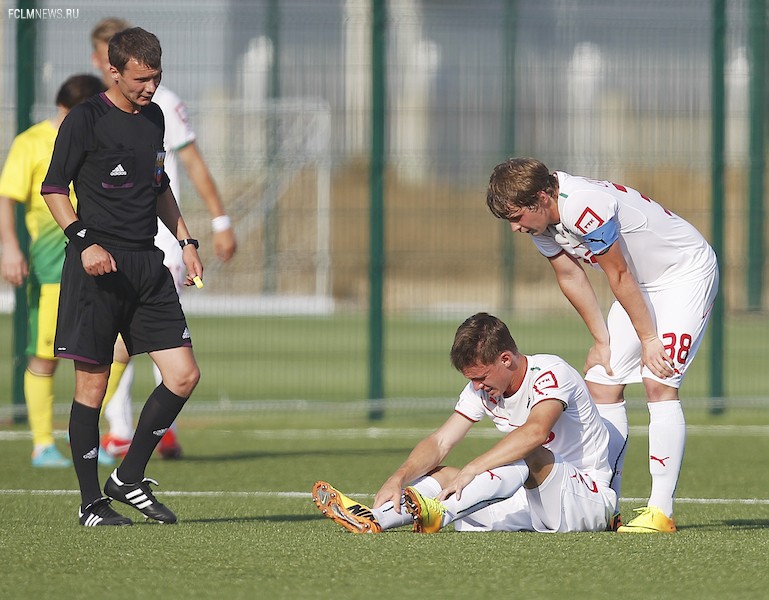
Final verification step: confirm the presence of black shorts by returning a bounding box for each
[55,242,192,365]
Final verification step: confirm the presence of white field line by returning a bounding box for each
[0,488,768,505]
[3,424,769,442]
[3,397,769,422]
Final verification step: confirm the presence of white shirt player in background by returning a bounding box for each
[486,158,719,533]
[311,313,617,535]
[90,18,238,459]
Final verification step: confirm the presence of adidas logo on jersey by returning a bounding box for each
[76,228,87,238]
[83,447,99,460]
[110,164,128,177]
[182,327,191,340]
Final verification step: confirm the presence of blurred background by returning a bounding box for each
[0,0,766,415]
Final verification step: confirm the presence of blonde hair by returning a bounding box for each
[91,17,131,48]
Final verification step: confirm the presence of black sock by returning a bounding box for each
[69,401,102,507]
[118,383,188,483]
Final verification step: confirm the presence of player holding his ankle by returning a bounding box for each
[313,313,617,534]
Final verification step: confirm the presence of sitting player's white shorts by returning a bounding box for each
[585,270,718,389]
[454,455,616,533]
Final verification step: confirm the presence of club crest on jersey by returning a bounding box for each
[575,207,604,234]
[533,370,559,396]
[153,151,166,188]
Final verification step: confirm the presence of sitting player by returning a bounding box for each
[312,312,617,534]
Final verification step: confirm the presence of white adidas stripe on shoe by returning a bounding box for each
[78,497,132,527]
[104,469,177,524]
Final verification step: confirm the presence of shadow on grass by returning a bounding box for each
[722,519,769,530]
[669,520,769,532]
[183,514,322,524]
[178,447,411,462]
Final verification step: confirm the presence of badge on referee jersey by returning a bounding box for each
[153,150,166,188]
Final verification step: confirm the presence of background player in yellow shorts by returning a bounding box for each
[0,74,106,467]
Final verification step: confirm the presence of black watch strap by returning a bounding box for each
[179,238,199,249]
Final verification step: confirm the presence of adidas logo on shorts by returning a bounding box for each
[182,327,191,340]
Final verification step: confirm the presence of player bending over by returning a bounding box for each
[312,313,617,534]
[485,158,718,533]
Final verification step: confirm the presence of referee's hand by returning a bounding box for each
[80,244,117,276]
[182,243,204,287]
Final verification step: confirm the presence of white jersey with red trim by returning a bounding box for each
[151,85,196,203]
[531,172,717,292]
[151,85,197,288]
[454,354,611,486]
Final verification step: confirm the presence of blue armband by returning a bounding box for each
[581,218,618,254]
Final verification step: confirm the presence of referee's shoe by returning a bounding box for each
[79,497,133,526]
[104,469,178,524]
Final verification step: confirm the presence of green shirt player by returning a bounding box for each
[0,74,106,467]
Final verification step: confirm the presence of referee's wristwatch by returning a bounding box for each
[179,238,199,249]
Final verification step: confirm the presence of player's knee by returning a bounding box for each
[27,356,57,376]
[426,465,458,487]
[523,446,555,479]
[643,379,678,402]
[166,363,200,397]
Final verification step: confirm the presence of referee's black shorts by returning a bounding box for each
[55,241,192,365]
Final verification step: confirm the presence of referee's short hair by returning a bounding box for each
[55,74,106,109]
[108,27,162,73]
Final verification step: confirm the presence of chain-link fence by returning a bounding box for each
[1,0,767,405]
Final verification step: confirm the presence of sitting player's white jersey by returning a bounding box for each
[454,353,612,488]
[531,172,718,292]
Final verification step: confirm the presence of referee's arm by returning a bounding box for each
[42,191,78,231]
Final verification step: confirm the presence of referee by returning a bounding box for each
[42,28,202,526]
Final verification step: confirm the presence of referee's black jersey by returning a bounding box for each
[42,91,171,245]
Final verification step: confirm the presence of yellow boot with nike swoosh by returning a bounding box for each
[312,481,382,534]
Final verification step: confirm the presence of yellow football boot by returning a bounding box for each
[617,506,676,533]
[312,481,382,534]
[403,486,447,533]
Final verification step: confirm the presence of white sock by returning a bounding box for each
[105,361,135,440]
[647,400,686,517]
[370,475,440,530]
[440,463,528,527]
[596,401,629,503]
[152,361,162,386]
